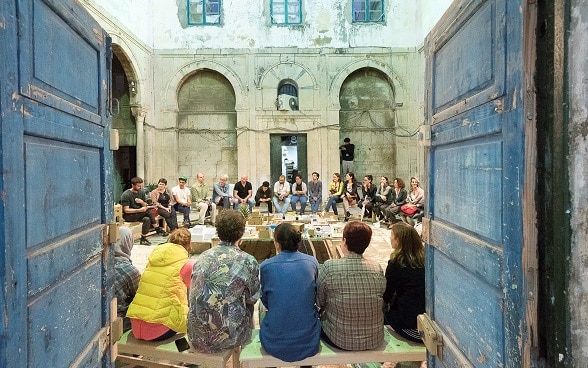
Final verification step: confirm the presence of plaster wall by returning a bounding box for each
[568,1,588,364]
[149,47,424,191]
[84,0,453,49]
[80,0,450,194]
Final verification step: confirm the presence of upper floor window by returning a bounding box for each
[352,0,384,23]
[188,0,221,25]
[271,0,302,25]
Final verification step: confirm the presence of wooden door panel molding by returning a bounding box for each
[429,219,503,289]
[431,247,504,366]
[24,136,102,248]
[27,259,103,367]
[432,139,503,242]
[18,0,103,123]
[425,0,526,366]
[27,228,103,296]
[426,0,506,124]
[2,0,112,366]
[430,101,502,146]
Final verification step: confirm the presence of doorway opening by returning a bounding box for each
[270,134,307,185]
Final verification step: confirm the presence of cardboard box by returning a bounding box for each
[114,204,124,225]
[248,217,263,225]
[290,222,305,232]
[190,241,211,254]
[258,229,272,239]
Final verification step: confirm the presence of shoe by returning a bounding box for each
[198,221,204,226]
[183,220,192,228]
[140,236,152,246]
[344,216,349,222]
[156,228,169,237]
[346,211,351,218]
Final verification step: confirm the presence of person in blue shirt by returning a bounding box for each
[259,223,320,362]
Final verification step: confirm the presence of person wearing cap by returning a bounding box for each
[254,181,273,213]
[172,176,192,228]
[339,137,355,174]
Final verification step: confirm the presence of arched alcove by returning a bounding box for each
[338,67,397,178]
[176,69,238,178]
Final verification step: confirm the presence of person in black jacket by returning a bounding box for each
[383,223,425,343]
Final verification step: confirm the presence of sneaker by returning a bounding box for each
[183,220,192,228]
[140,236,152,246]
[156,228,169,237]
[346,211,351,218]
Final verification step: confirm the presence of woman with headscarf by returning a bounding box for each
[113,227,141,332]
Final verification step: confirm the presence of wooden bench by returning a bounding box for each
[116,330,239,368]
[239,327,426,368]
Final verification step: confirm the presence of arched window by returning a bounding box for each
[277,80,299,111]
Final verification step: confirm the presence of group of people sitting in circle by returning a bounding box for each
[323,172,425,225]
[114,210,426,362]
[120,171,425,246]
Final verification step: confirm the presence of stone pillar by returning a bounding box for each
[131,105,147,179]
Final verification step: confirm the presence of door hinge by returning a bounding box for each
[103,222,120,248]
[418,313,444,359]
[418,124,432,147]
[109,298,123,362]
[421,218,430,244]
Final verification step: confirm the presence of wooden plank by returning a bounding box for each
[240,328,425,368]
[117,331,238,368]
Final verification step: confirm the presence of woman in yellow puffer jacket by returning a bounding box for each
[126,228,194,341]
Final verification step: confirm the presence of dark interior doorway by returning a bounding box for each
[111,52,137,202]
[270,134,307,185]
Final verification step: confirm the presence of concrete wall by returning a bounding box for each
[568,0,588,363]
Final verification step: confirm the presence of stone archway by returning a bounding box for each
[329,59,405,110]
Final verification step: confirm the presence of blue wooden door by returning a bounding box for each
[0,0,113,367]
[424,0,530,366]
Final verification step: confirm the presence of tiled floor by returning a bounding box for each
[129,212,394,273]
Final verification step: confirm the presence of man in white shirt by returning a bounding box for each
[272,175,291,214]
[172,176,192,228]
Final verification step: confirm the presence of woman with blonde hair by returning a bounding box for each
[399,177,424,226]
[126,228,194,341]
[383,223,425,343]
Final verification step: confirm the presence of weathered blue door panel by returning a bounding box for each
[19,0,103,122]
[1,0,113,367]
[425,0,526,366]
[430,0,505,123]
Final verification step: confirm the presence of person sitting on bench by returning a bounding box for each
[316,221,386,350]
[113,227,140,332]
[188,210,260,353]
[384,223,425,343]
[126,228,194,341]
[259,223,320,363]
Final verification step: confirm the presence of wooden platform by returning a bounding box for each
[239,327,426,368]
[116,330,239,368]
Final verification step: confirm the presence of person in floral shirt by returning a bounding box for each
[188,210,260,353]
